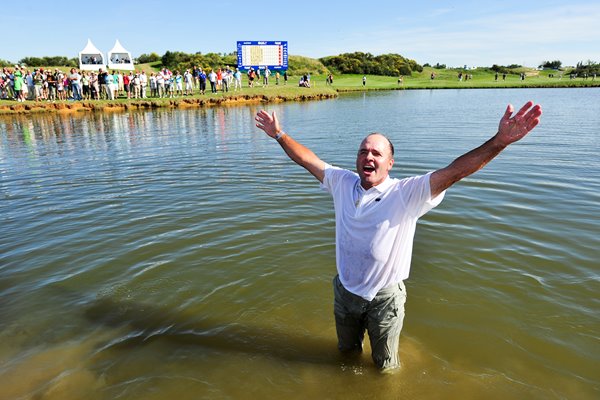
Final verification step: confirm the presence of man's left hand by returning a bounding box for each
[496,101,543,147]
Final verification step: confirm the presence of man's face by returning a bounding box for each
[356,134,394,190]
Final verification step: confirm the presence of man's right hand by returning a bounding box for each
[253,109,326,183]
[255,110,282,139]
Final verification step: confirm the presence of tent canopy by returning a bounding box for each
[79,39,105,71]
[107,40,135,71]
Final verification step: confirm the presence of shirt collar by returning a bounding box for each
[356,175,394,194]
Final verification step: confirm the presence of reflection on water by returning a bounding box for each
[1,89,599,399]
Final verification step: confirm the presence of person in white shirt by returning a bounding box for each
[254,101,542,370]
[139,70,148,98]
[156,71,166,98]
[233,68,242,91]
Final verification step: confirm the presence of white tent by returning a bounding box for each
[107,39,135,71]
[79,39,105,71]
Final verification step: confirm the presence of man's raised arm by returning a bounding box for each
[255,110,326,183]
[430,101,542,198]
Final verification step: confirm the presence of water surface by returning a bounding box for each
[1,88,598,399]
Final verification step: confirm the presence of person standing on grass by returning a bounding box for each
[234,68,242,91]
[140,70,148,98]
[112,71,119,99]
[156,70,166,98]
[208,69,217,93]
[13,67,24,102]
[198,68,207,95]
[47,70,56,101]
[184,69,193,96]
[34,69,44,101]
[174,70,183,97]
[254,101,542,371]
[105,71,114,100]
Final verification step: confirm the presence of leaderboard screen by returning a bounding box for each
[237,41,288,70]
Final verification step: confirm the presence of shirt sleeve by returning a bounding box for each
[319,163,337,194]
[398,171,445,218]
[320,164,357,195]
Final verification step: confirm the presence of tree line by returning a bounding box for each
[112,51,423,76]
[3,51,596,77]
[319,52,422,76]
[1,51,422,77]
[2,56,78,68]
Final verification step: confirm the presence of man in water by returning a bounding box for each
[254,101,542,370]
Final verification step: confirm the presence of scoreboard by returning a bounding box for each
[237,41,288,70]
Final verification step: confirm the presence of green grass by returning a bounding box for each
[2,66,598,115]
[0,80,338,115]
[326,67,600,90]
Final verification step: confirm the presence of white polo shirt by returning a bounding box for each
[321,165,445,301]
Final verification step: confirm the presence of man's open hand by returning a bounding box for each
[255,110,281,139]
[496,101,542,147]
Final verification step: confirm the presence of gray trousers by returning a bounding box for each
[333,275,406,370]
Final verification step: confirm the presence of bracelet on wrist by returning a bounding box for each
[275,131,286,141]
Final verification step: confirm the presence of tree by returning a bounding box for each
[320,52,423,76]
[539,60,562,69]
[18,56,75,67]
[569,60,599,76]
[136,52,161,64]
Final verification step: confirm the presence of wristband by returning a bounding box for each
[275,131,286,141]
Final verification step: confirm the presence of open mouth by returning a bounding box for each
[363,165,375,173]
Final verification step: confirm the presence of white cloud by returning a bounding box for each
[337,4,600,66]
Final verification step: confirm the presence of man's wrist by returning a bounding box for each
[275,130,286,141]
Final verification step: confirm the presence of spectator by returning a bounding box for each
[174,70,183,97]
[82,72,90,100]
[34,69,44,101]
[184,69,193,96]
[47,70,56,101]
[149,73,157,97]
[216,68,223,91]
[156,70,165,98]
[26,69,35,100]
[140,70,148,98]
[112,71,119,99]
[98,68,107,99]
[234,68,242,91]
[105,71,114,100]
[221,68,230,93]
[56,70,66,101]
[248,68,256,88]
[123,72,131,99]
[208,69,217,93]
[90,72,99,100]
[132,72,141,99]
[198,68,207,95]
[14,67,24,102]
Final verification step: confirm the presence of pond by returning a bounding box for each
[1,88,598,399]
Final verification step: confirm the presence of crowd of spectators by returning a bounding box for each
[0,64,259,102]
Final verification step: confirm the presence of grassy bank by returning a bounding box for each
[1,67,598,115]
[0,84,338,115]
[326,67,600,90]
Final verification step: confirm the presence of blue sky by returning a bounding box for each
[4,0,599,68]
